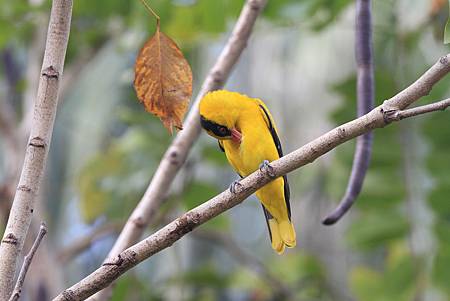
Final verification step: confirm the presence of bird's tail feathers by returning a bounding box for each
[267,218,296,255]
[268,219,285,254]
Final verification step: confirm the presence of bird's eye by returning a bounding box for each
[219,127,227,134]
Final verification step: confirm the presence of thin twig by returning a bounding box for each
[139,0,160,22]
[8,222,47,301]
[87,1,268,300]
[322,0,374,225]
[0,0,73,298]
[53,54,450,301]
[385,98,450,120]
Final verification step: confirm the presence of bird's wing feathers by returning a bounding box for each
[256,100,291,220]
[261,204,273,241]
[256,102,283,157]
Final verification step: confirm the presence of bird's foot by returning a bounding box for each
[259,160,275,178]
[229,180,243,194]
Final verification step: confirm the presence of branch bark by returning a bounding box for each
[0,0,72,298]
[87,0,267,300]
[53,54,450,301]
[8,223,47,301]
[322,0,374,225]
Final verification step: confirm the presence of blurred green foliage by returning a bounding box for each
[1,0,450,300]
[327,2,450,298]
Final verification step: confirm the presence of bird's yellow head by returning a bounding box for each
[199,90,243,143]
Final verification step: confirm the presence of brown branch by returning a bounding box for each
[53,54,450,300]
[322,0,375,225]
[87,1,268,300]
[0,0,73,298]
[8,223,47,301]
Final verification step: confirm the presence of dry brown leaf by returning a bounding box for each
[134,22,193,134]
[430,0,446,16]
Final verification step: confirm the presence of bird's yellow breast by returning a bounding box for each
[222,109,280,177]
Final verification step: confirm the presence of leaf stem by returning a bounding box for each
[139,0,160,28]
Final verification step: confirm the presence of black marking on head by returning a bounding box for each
[200,115,231,138]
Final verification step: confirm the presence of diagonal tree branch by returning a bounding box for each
[8,223,47,301]
[322,0,374,225]
[53,54,450,301]
[87,1,268,300]
[0,0,73,298]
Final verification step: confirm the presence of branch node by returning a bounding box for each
[172,213,201,236]
[103,254,124,267]
[380,106,398,124]
[131,217,146,229]
[120,250,138,265]
[168,150,180,165]
[2,233,18,245]
[439,55,449,66]
[29,136,46,148]
[337,127,346,139]
[42,65,59,79]
[17,185,32,193]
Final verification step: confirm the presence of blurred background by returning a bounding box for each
[1,0,450,300]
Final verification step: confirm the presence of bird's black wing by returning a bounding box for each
[258,104,291,220]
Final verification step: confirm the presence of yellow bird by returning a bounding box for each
[199,90,296,254]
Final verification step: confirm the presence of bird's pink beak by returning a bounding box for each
[231,128,242,144]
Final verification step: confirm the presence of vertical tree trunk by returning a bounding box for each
[0,1,73,299]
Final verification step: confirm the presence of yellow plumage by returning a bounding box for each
[199,90,296,254]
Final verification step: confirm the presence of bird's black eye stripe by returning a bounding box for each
[200,116,231,138]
